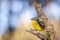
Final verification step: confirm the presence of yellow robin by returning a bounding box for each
[31,17,45,31]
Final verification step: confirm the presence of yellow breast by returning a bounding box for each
[32,20,44,31]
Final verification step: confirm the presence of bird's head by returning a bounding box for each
[31,17,39,21]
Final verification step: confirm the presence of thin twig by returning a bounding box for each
[26,29,49,40]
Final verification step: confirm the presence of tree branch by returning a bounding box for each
[26,29,49,40]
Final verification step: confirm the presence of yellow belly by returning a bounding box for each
[32,20,44,31]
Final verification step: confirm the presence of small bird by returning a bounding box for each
[31,17,45,31]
